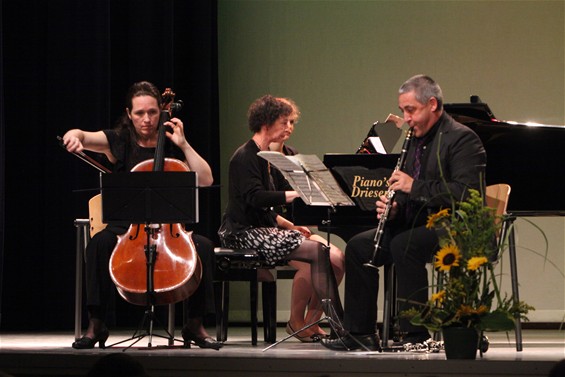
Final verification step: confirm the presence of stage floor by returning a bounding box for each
[0,327,563,376]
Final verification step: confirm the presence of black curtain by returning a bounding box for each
[1,0,219,331]
[0,0,5,329]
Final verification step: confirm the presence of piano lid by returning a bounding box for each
[444,96,565,216]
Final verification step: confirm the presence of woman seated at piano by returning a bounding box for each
[268,97,345,342]
[218,95,344,343]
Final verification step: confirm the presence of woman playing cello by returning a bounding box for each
[62,81,222,350]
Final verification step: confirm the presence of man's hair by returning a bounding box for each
[399,74,443,111]
[247,95,294,133]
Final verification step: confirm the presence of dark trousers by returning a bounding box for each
[85,225,215,321]
[343,224,439,335]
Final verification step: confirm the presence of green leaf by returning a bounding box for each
[479,310,515,331]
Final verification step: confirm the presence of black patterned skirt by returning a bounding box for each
[222,227,305,266]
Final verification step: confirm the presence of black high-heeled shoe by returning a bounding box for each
[181,327,223,350]
[72,328,109,349]
[285,322,321,343]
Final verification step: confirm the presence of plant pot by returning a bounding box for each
[442,326,479,359]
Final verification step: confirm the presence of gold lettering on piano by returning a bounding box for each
[351,175,389,198]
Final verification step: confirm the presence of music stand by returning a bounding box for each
[258,152,374,352]
[101,171,198,225]
[100,171,198,350]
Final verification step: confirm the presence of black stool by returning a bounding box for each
[214,248,277,345]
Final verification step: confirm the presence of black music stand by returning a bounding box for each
[257,152,375,352]
[100,171,198,350]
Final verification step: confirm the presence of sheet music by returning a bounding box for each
[368,137,387,154]
[287,154,328,172]
[286,172,329,205]
[310,170,353,204]
[258,151,354,207]
[258,151,303,172]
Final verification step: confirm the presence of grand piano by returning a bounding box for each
[293,97,565,242]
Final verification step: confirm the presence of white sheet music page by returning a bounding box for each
[257,151,303,172]
[287,154,327,172]
[257,151,354,206]
[368,136,387,154]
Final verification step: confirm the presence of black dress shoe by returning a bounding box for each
[321,333,381,352]
[72,329,109,349]
[181,328,223,350]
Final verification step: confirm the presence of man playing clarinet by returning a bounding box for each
[322,74,487,351]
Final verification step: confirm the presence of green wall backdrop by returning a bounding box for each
[217,0,565,323]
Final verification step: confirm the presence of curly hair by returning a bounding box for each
[247,95,294,133]
[277,97,301,122]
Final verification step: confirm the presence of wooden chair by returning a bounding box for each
[88,194,105,238]
[485,183,522,351]
[74,194,106,341]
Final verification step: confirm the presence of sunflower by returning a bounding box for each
[431,290,446,305]
[426,208,450,229]
[457,305,474,317]
[476,305,488,315]
[434,244,461,271]
[467,256,488,271]
[457,304,488,317]
[400,189,534,332]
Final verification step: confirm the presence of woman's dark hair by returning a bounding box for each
[247,95,294,133]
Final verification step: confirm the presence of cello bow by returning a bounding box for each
[56,135,112,173]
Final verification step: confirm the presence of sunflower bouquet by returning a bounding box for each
[402,189,533,332]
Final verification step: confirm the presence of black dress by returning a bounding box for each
[218,140,304,266]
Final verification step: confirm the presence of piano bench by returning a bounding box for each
[214,247,282,345]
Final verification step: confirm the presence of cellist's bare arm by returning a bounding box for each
[62,129,117,164]
[165,117,214,187]
[178,143,213,187]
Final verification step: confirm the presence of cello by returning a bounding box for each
[108,88,202,306]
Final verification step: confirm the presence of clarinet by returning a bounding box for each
[364,127,414,269]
